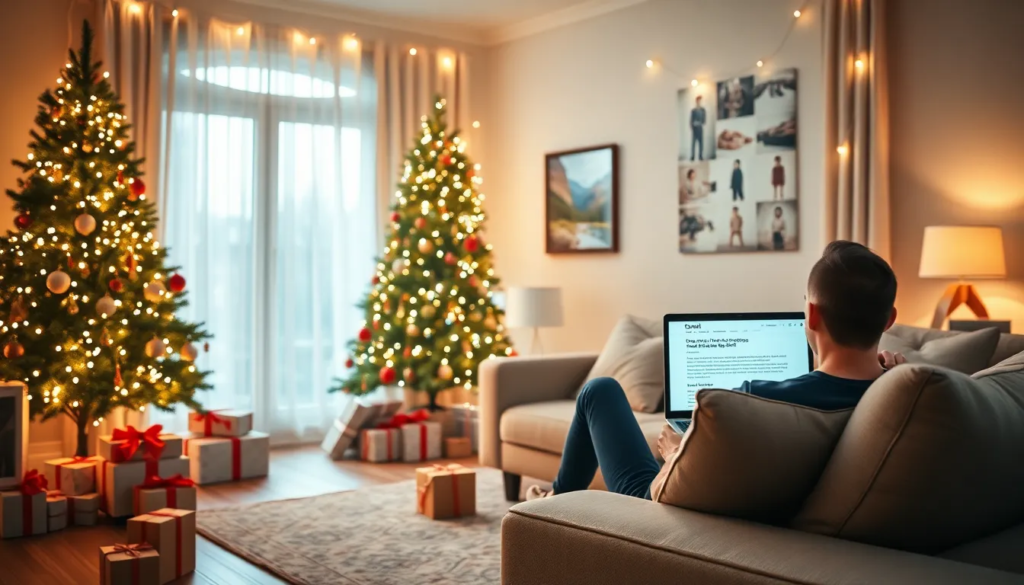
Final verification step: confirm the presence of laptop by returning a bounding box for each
[663,312,814,434]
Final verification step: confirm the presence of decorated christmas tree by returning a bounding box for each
[0,22,211,456]
[332,97,513,409]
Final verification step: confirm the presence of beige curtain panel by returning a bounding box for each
[823,0,891,259]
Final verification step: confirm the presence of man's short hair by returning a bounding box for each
[808,241,897,349]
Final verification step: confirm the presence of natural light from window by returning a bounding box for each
[182,66,357,98]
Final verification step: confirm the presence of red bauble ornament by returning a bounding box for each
[358,327,372,342]
[168,273,186,293]
[379,366,397,384]
[464,235,479,253]
[510,349,519,357]
[441,154,452,166]
[414,217,427,230]
[117,170,124,184]
[371,275,380,285]
[444,252,457,265]
[130,178,146,198]
[403,346,412,358]
[14,214,32,230]
[108,278,123,293]
[467,169,476,179]
[390,211,400,223]
[345,358,354,368]
[403,367,415,383]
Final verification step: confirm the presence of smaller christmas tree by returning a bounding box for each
[332,97,513,409]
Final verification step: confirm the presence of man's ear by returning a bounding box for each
[806,300,822,330]
[884,307,898,331]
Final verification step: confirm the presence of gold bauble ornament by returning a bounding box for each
[180,342,199,361]
[417,239,434,254]
[46,270,71,294]
[421,304,436,319]
[3,337,25,359]
[406,323,421,337]
[484,315,497,329]
[95,294,116,317]
[74,213,97,236]
[438,363,453,380]
[145,336,166,358]
[144,281,166,303]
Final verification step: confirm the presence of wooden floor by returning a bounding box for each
[0,446,482,585]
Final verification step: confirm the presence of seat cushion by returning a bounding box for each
[940,524,1024,575]
[880,325,1000,374]
[579,315,665,413]
[500,400,663,458]
[793,350,1024,553]
[652,390,852,525]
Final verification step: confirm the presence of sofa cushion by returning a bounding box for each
[500,400,663,458]
[880,325,1000,374]
[884,323,1018,369]
[579,315,664,413]
[651,390,852,524]
[940,524,1024,575]
[792,351,1024,553]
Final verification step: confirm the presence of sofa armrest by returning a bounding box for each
[502,491,1020,585]
[478,353,597,469]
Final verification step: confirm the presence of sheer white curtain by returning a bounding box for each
[154,16,378,444]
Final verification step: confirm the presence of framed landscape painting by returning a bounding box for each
[545,144,619,254]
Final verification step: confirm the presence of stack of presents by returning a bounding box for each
[320,398,480,520]
[0,408,269,584]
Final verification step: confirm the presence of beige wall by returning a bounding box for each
[888,0,1024,332]
[480,0,824,353]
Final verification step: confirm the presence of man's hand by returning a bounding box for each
[657,424,683,461]
[878,350,907,370]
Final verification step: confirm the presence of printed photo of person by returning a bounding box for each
[717,75,755,119]
[679,205,717,253]
[755,68,797,153]
[677,88,718,162]
[729,206,745,248]
[678,162,713,203]
[730,159,744,201]
[757,200,798,251]
[751,151,796,201]
[715,116,757,157]
[719,201,757,252]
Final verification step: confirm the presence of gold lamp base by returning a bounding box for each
[931,283,989,329]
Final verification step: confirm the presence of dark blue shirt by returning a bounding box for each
[737,371,874,411]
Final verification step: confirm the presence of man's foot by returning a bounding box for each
[526,485,553,501]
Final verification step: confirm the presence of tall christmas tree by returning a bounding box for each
[0,22,211,456]
[332,97,513,409]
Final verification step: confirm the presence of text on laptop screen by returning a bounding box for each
[667,318,810,412]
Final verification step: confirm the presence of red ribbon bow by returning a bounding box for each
[141,474,195,489]
[378,408,430,429]
[112,424,166,461]
[19,469,48,496]
[109,542,154,558]
[192,409,233,436]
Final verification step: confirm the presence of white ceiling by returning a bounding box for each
[239,0,649,45]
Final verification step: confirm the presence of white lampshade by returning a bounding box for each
[505,287,564,328]
[919,226,1006,279]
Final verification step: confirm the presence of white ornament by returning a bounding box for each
[95,294,116,317]
[143,281,166,303]
[438,363,453,380]
[145,336,166,358]
[180,342,198,361]
[391,258,408,274]
[74,213,96,236]
[46,270,71,294]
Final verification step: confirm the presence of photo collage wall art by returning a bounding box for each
[677,68,798,253]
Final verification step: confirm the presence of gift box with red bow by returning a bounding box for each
[99,456,191,518]
[48,490,101,526]
[400,411,442,463]
[127,508,196,584]
[99,542,161,585]
[133,475,197,516]
[415,463,476,520]
[0,470,48,538]
[188,409,253,438]
[98,424,183,464]
[321,399,378,460]
[183,431,269,485]
[44,455,100,496]
[359,428,403,463]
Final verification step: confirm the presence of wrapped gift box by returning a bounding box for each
[452,404,479,453]
[0,490,46,538]
[415,464,476,520]
[44,456,100,496]
[133,475,197,516]
[401,421,442,462]
[429,409,459,439]
[67,492,101,526]
[321,400,377,460]
[444,436,473,459]
[188,409,253,438]
[99,543,161,585]
[99,457,191,518]
[128,509,196,584]
[359,428,403,463]
[366,398,403,420]
[47,491,67,532]
[184,431,269,485]
[98,425,183,463]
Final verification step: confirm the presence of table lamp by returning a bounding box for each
[919,226,1006,329]
[505,287,564,355]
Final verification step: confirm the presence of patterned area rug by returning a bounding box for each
[197,468,509,584]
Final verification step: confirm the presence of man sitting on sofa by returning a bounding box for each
[528,241,904,501]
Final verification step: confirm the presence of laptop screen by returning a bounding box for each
[664,313,813,416]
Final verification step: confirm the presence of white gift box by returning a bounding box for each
[0,491,46,538]
[44,456,100,496]
[188,409,253,438]
[67,493,100,526]
[365,399,403,421]
[401,421,442,462]
[98,431,183,463]
[98,457,191,518]
[183,431,269,485]
[452,404,479,453]
[321,400,377,460]
[359,428,403,462]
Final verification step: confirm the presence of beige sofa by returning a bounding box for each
[479,324,1024,584]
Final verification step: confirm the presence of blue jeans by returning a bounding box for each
[691,128,704,160]
[552,378,662,499]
